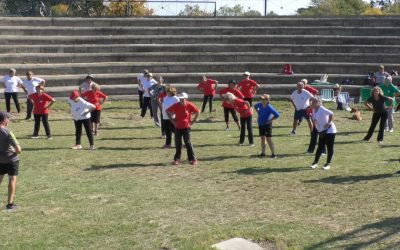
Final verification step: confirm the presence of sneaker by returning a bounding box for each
[30,136,39,139]
[385,128,389,132]
[270,154,277,159]
[89,145,95,150]
[248,144,255,147]
[46,137,53,140]
[238,143,245,146]
[71,145,82,150]
[162,144,172,149]
[161,135,166,139]
[190,159,198,165]
[224,127,229,131]
[306,151,313,155]
[389,129,394,133]
[363,139,370,143]
[6,203,17,210]
[259,153,266,158]
[289,131,296,136]
[311,163,318,169]
[323,164,331,170]
[321,152,326,156]
[154,122,160,128]
[172,159,181,165]
[378,141,383,144]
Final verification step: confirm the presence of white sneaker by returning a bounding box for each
[385,128,389,132]
[378,141,383,144]
[321,152,326,156]
[30,136,39,139]
[323,164,331,170]
[389,129,394,133]
[248,144,255,147]
[311,163,318,169]
[71,145,82,150]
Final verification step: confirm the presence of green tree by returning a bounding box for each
[297,0,368,16]
[178,4,213,16]
[218,4,261,16]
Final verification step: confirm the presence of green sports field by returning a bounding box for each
[0,100,399,249]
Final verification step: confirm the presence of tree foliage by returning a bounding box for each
[297,0,368,16]
[178,4,213,16]
[218,4,261,16]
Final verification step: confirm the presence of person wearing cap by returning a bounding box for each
[149,76,166,129]
[68,90,96,150]
[167,92,199,165]
[290,82,313,135]
[79,75,96,94]
[238,71,260,106]
[197,75,218,113]
[159,85,179,148]
[0,111,22,210]
[21,71,46,120]
[81,84,108,136]
[224,93,254,146]
[140,72,157,119]
[136,69,149,109]
[29,85,55,139]
[374,65,390,86]
[0,68,23,115]
[379,76,400,133]
[309,97,337,170]
[219,80,243,130]
[254,94,279,158]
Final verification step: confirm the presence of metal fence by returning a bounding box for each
[0,0,272,17]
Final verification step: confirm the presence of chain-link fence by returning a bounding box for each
[0,0,270,17]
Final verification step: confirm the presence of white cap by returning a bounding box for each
[177,92,189,99]
[243,71,251,76]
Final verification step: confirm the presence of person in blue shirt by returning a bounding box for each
[254,94,280,158]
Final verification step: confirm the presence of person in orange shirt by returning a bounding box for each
[238,71,260,106]
[82,84,107,136]
[197,75,218,113]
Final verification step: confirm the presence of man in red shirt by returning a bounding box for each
[167,92,200,165]
[197,75,218,113]
[219,80,243,130]
[238,71,260,106]
[29,85,55,139]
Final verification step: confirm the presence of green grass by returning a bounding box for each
[0,100,399,250]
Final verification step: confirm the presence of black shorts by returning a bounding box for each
[91,110,101,124]
[259,124,272,137]
[0,161,19,176]
[294,109,309,120]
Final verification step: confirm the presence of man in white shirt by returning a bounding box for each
[136,69,149,109]
[21,71,45,120]
[140,72,157,118]
[290,82,313,135]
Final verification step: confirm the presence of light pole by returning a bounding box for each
[265,0,267,16]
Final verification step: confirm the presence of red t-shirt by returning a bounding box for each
[167,101,199,129]
[158,91,167,102]
[197,79,217,96]
[82,90,107,111]
[29,93,54,115]
[304,85,318,96]
[234,98,253,118]
[219,87,245,108]
[238,79,258,98]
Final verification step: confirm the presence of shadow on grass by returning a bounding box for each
[305,217,400,250]
[23,147,67,151]
[380,144,400,148]
[201,155,249,161]
[100,126,153,130]
[304,174,396,185]
[85,162,169,171]
[100,136,161,141]
[194,143,235,148]
[336,131,367,136]
[98,146,160,151]
[196,118,221,124]
[222,166,307,175]
[334,140,362,145]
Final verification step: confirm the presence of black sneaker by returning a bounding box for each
[259,153,266,158]
[270,154,277,159]
[6,203,17,210]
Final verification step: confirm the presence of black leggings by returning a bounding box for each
[33,114,51,137]
[138,90,144,109]
[223,107,239,123]
[140,96,153,118]
[244,97,253,107]
[313,133,335,165]
[26,98,33,119]
[162,119,175,146]
[74,119,94,146]
[201,95,214,113]
[307,127,326,154]
[239,116,254,144]
[174,128,196,161]
[4,92,20,113]
[364,112,387,142]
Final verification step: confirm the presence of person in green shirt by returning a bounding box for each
[379,76,400,132]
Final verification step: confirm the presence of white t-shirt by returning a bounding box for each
[141,78,157,97]
[68,98,95,121]
[137,73,146,91]
[22,77,44,96]
[1,75,23,93]
[80,81,95,94]
[290,89,313,110]
[162,96,180,120]
[312,106,337,134]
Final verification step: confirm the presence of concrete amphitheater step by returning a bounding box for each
[0,34,399,45]
[2,52,400,64]
[0,44,399,54]
[2,16,400,27]
[0,62,395,75]
[2,25,400,36]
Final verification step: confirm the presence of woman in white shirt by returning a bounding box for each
[0,69,23,114]
[68,90,96,150]
[309,97,337,170]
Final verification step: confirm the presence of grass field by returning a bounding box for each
[0,99,399,250]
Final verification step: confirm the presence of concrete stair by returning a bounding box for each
[1,16,400,100]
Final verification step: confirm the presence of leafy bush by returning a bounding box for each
[51,3,68,17]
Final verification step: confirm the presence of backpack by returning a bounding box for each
[283,64,294,75]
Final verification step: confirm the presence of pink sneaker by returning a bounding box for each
[162,144,172,149]
[172,159,181,165]
[190,159,198,165]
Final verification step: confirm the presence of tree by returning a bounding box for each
[297,0,368,16]
[218,4,261,16]
[107,0,154,16]
[178,4,213,16]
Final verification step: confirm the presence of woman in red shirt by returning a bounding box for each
[82,84,107,136]
[224,92,254,146]
[29,85,55,139]
[238,71,260,106]
[197,75,218,113]
[219,80,244,130]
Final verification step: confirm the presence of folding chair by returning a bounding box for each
[320,89,335,102]
[359,87,373,103]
